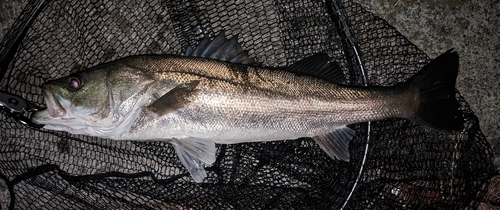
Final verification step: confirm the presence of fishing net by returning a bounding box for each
[0,0,496,209]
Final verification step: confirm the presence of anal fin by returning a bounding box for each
[312,126,355,161]
[171,138,216,183]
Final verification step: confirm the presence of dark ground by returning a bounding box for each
[352,0,500,172]
[1,0,499,171]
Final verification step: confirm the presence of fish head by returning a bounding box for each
[33,68,111,127]
[32,61,155,137]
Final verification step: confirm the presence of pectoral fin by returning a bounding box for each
[312,126,355,161]
[147,80,200,116]
[171,138,216,183]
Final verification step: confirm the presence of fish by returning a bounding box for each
[32,33,464,182]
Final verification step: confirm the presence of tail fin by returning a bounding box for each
[405,49,464,133]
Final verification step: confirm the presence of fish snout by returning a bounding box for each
[41,84,67,118]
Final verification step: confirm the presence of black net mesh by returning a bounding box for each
[0,0,496,209]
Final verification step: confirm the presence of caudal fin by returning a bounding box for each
[406,49,464,133]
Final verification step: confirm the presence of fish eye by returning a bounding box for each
[66,75,84,92]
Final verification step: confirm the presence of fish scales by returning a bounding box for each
[118,55,416,143]
[32,33,462,182]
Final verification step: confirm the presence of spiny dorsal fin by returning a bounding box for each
[147,80,200,116]
[285,54,345,83]
[185,32,256,65]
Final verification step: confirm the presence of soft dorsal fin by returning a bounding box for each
[185,32,256,65]
[285,54,345,83]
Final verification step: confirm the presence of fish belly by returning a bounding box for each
[120,85,405,144]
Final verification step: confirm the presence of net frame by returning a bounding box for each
[0,0,496,209]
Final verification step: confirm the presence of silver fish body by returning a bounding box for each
[115,55,414,142]
[32,34,463,182]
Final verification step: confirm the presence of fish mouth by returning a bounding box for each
[42,85,67,118]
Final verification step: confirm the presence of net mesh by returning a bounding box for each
[0,0,496,209]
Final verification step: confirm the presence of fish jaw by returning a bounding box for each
[45,85,66,118]
[32,85,68,122]
[32,85,85,126]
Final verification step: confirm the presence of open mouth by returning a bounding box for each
[42,85,66,118]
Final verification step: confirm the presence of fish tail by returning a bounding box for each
[405,49,464,133]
